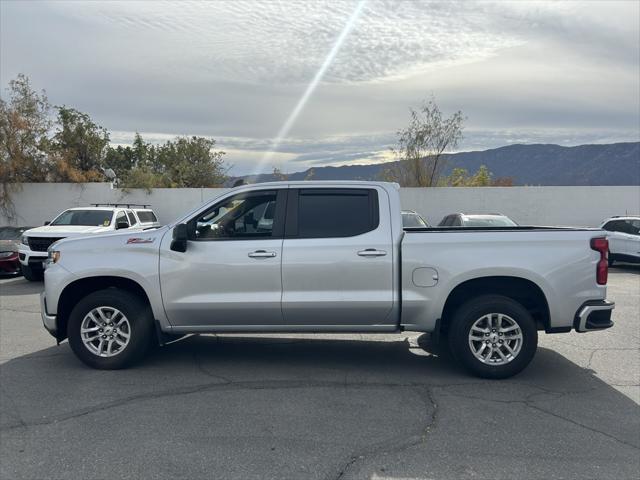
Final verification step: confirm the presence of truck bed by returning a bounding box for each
[399,226,605,333]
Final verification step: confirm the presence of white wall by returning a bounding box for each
[1,183,638,228]
[400,186,640,227]
[0,183,227,227]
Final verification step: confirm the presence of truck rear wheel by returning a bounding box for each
[67,289,154,369]
[447,295,538,379]
[21,264,43,282]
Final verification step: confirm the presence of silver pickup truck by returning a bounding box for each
[41,181,614,378]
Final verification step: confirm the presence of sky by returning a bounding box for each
[1,0,639,176]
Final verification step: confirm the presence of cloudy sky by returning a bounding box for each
[1,0,639,175]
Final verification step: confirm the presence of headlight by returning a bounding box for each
[21,235,28,245]
[0,251,14,258]
[47,250,61,264]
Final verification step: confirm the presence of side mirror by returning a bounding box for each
[171,223,188,252]
[44,221,51,226]
[116,221,129,230]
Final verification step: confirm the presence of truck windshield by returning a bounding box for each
[51,210,113,226]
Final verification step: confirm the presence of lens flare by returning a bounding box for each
[255,0,367,175]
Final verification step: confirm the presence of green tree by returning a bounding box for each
[122,136,227,188]
[48,106,110,182]
[382,97,464,187]
[104,145,135,178]
[440,165,506,186]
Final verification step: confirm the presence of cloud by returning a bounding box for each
[1,0,638,175]
[21,0,532,85]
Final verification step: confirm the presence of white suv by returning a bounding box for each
[600,216,640,266]
[19,204,158,281]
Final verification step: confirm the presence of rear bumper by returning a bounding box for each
[40,292,58,338]
[0,254,20,274]
[574,300,615,332]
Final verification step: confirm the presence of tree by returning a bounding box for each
[382,97,464,187]
[0,74,52,219]
[272,166,288,180]
[0,74,51,183]
[104,145,135,179]
[121,136,227,188]
[0,74,229,192]
[48,106,110,182]
[440,165,514,187]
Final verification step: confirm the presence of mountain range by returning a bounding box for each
[238,142,640,186]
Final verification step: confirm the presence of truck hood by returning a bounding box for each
[24,225,112,237]
[54,225,170,249]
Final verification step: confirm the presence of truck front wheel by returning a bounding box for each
[67,289,154,369]
[447,295,538,379]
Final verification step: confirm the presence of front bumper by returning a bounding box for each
[574,300,615,332]
[18,249,47,268]
[40,292,58,338]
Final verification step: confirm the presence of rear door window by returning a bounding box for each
[289,189,378,238]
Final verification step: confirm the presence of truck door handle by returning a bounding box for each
[248,250,277,258]
[357,249,387,257]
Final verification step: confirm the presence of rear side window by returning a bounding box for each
[627,220,640,235]
[291,189,379,238]
[607,219,640,235]
[126,210,137,225]
[603,220,623,232]
[137,211,158,223]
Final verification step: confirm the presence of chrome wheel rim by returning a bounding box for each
[468,313,523,365]
[80,306,131,357]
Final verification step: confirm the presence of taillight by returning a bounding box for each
[590,237,608,285]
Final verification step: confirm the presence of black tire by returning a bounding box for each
[67,289,154,369]
[608,252,615,267]
[21,264,43,282]
[447,295,538,379]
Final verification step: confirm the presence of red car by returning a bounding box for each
[0,227,31,276]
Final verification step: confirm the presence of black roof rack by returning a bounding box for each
[91,203,151,208]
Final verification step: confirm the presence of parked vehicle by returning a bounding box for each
[438,213,518,227]
[41,181,613,378]
[401,210,430,228]
[600,216,640,265]
[20,204,158,281]
[132,208,161,229]
[0,226,32,276]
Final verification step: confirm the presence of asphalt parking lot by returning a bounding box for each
[0,268,638,480]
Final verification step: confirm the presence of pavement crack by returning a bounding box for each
[526,403,640,451]
[328,385,438,480]
[437,387,639,451]
[191,351,233,384]
[0,379,427,433]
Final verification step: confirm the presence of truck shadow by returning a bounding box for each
[0,335,640,478]
[610,264,640,275]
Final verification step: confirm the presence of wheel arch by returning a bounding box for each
[440,276,551,333]
[56,276,153,341]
